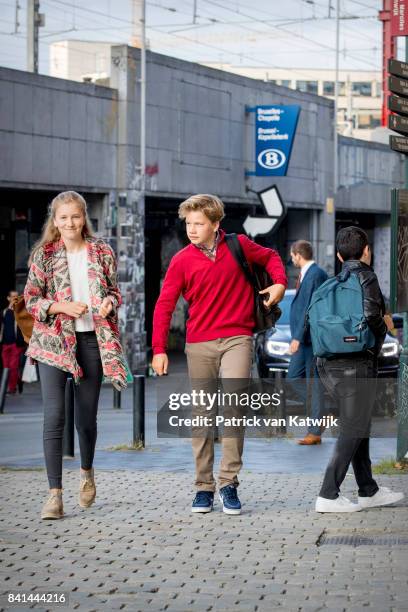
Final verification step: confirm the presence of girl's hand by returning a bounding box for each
[62,302,88,318]
[99,297,113,318]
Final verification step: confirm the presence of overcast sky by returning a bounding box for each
[0,0,391,75]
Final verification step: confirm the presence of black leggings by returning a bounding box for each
[38,332,103,489]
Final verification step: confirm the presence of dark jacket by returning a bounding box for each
[341,259,387,355]
[0,307,25,347]
[290,263,328,344]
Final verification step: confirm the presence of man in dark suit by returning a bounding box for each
[287,240,328,444]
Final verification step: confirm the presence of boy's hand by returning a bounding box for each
[152,353,169,376]
[384,314,394,332]
[289,339,300,354]
[259,284,286,308]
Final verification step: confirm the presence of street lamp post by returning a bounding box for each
[334,0,340,195]
[397,39,408,464]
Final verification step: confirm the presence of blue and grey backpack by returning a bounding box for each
[306,269,376,358]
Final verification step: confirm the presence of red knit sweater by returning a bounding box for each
[152,231,287,354]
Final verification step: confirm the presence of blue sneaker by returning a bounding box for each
[191,491,214,513]
[219,485,241,515]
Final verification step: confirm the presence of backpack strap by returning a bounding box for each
[225,233,255,287]
[336,268,351,283]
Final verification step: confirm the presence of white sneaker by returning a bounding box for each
[358,486,404,509]
[315,495,362,513]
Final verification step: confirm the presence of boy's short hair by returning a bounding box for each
[291,240,313,260]
[178,194,225,223]
[336,226,369,261]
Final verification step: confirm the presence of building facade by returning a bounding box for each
[202,65,385,143]
[0,47,403,370]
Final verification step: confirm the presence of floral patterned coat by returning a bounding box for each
[24,236,127,389]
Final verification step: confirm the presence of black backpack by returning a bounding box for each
[225,233,282,333]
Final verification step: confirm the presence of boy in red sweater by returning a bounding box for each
[152,194,287,514]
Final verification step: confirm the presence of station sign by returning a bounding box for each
[390,135,408,153]
[247,105,300,177]
[389,94,408,115]
[389,113,408,134]
[390,0,408,37]
[389,58,408,79]
[389,75,408,97]
[388,59,408,154]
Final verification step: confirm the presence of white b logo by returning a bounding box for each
[257,149,286,170]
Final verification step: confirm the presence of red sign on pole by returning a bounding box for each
[391,0,408,36]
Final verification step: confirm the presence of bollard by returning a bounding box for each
[63,377,75,458]
[133,374,145,447]
[113,387,121,409]
[0,368,9,414]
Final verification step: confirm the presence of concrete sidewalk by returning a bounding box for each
[0,468,407,612]
[1,359,408,611]
[0,374,401,473]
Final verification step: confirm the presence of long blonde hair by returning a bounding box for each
[29,191,94,264]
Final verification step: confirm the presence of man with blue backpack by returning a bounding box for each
[308,226,404,513]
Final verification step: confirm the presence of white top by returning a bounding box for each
[66,248,94,332]
[300,260,315,283]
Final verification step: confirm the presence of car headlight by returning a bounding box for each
[265,340,291,356]
[380,342,399,357]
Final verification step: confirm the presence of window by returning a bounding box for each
[357,113,381,128]
[280,79,292,88]
[352,81,372,96]
[295,80,318,94]
[323,81,346,96]
[323,81,334,95]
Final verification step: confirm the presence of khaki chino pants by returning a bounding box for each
[185,335,253,492]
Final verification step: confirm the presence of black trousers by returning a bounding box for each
[38,332,103,488]
[317,354,379,500]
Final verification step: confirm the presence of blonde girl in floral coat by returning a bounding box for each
[24,191,127,520]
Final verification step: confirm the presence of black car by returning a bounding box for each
[255,289,401,379]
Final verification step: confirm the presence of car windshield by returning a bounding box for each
[277,292,294,326]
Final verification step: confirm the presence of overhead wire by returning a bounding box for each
[199,0,380,49]
[0,0,383,74]
[199,0,380,69]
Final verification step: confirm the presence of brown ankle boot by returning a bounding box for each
[79,468,96,508]
[41,489,64,520]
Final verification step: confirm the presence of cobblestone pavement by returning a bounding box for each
[1,469,407,612]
